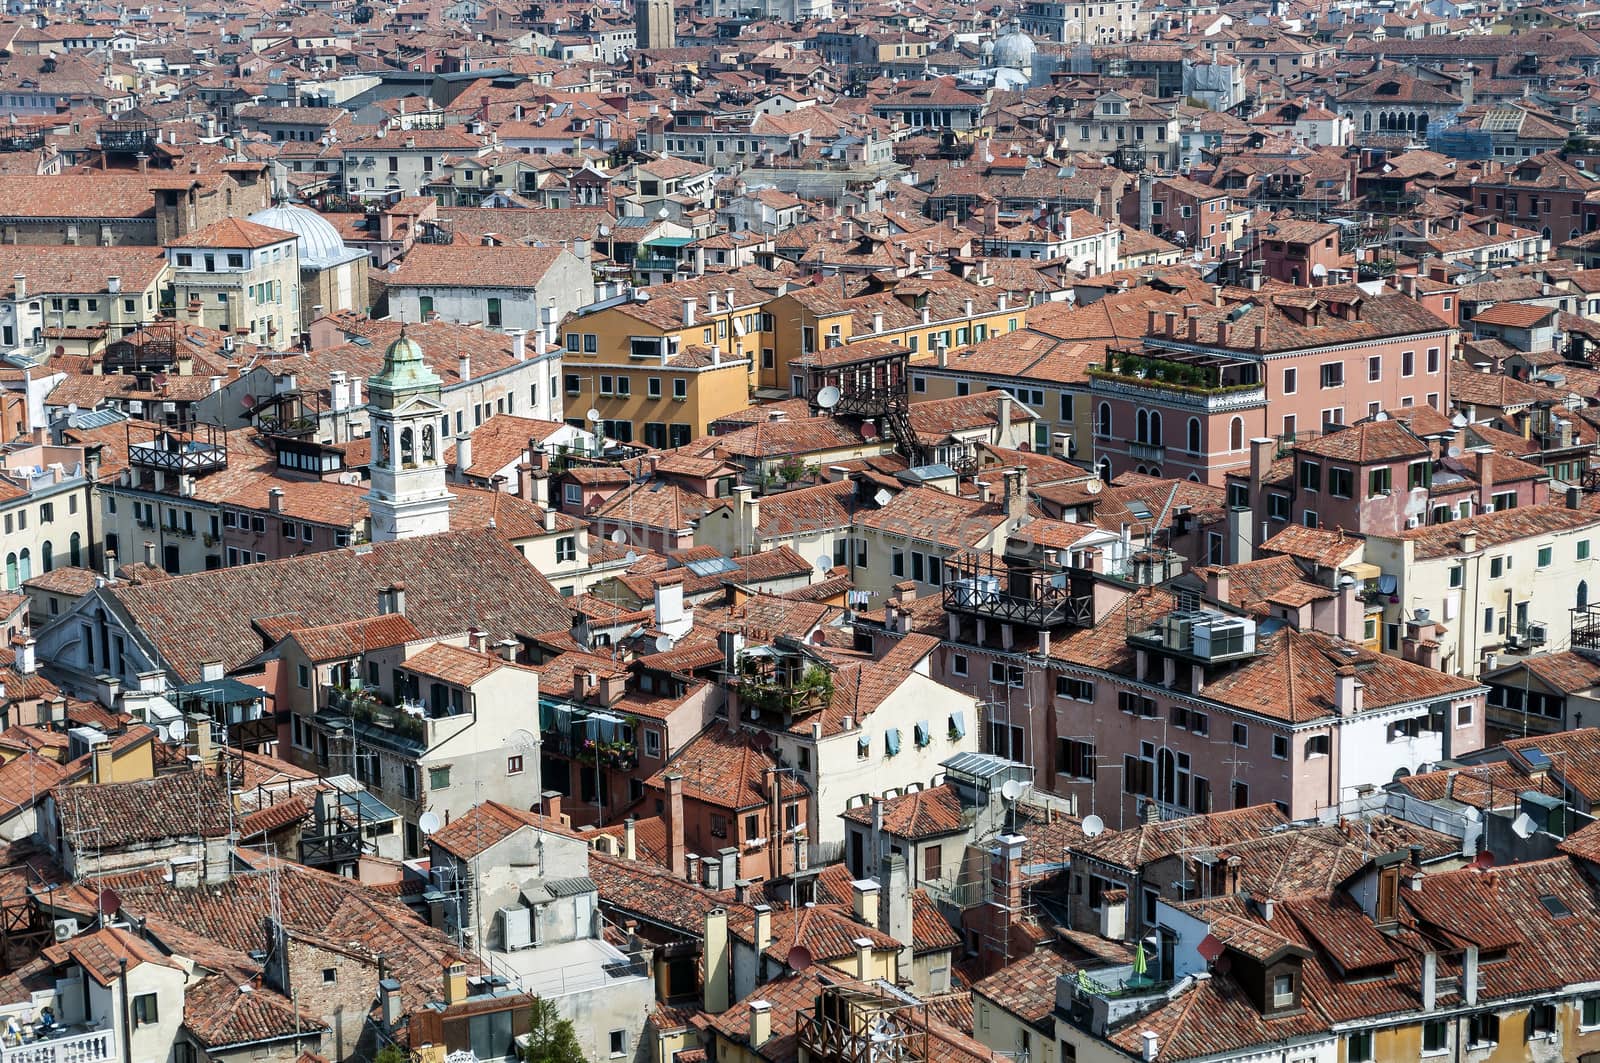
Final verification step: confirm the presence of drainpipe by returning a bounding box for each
[118,957,133,1063]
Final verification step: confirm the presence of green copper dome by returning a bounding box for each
[370,327,441,393]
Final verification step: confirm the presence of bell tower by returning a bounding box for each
[364,328,452,541]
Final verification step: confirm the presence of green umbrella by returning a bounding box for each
[1132,943,1148,982]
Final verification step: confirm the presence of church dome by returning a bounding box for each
[371,327,440,393]
[247,203,351,268]
[993,21,1037,71]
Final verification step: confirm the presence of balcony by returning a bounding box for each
[942,553,1094,630]
[126,422,228,475]
[321,686,429,748]
[1128,441,1165,462]
[2,1028,115,1063]
[1088,347,1264,411]
[729,641,835,727]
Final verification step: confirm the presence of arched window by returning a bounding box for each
[1188,417,1201,453]
[1157,748,1177,805]
[1097,402,1112,437]
[70,532,81,568]
[1097,456,1112,483]
[1230,417,1244,450]
[422,425,436,463]
[41,541,52,573]
[1149,411,1163,447]
[400,427,415,467]
[17,549,30,582]
[376,426,391,466]
[3,554,14,591]
[1581,581,1590,611]
[1136,409,1149,443]
[1417,113,1428,135]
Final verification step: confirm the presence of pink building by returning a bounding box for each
[881,554,1486,825]
[1088,285,1457,486]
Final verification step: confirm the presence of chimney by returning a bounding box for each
[682,297,697,326]
[390,582,407,616]
[508,328,527,361]
[443,961,468,1006]
[1463,945,1479,1005]
[12,273,24,300]
[666,773,686,879]
[748,1001,772,1048]
[102,550,117,581]
[200,659,222,683]
[380,978,403,1028]
[458,353,471,382]
[1208,567,1230,605]
[996,391,1013,446]
[268,488,284,513]
[704,907,730,1012]
[142,540,156,568]
[456,434,473,479]
[1479,452,1494,509]
[1334,665,1363,715]
[753,904,773,951]
[851,878,880,923]
[15,638,35,676]
[1250,437,1275,485]
[1460,529,1478,554]
[1141,1032,1159,1062]
[624,817,637,860]
[877,852,912,952]
[543,790,563,824]
[854,936,874,980]
[1421,951,1438,1011]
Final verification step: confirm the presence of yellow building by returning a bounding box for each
[762,275,1026,395]
[559,273,780,446]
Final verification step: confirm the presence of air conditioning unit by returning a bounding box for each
[1405,515,1420,529]
[1527,622,1548,645]
[53,918,78,943]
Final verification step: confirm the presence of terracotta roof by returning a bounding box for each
[285,614,423,663]
[1387,504,1599,559]
[839,782,965,839]
[170,217,296,250]
[644,724,805,813]
[53,770,233,848]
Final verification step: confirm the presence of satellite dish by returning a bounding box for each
[1000,779,1023,802]
[861,422,878,440]
[611,529,627,543]
[1511,812,1538,839]
[633,289,651,303]
[1373,410,1388,421]
[508,728,539,751]
[1447,445,1462,458]
[97,888,121,919]
[598,223,611,237]
[240,394,256,409]
[165,717,187,745]
[1082,814,1106,838]
[873,488,892,507]
[786,945,814,972]
[1085,478,1102,495]
[418,811,442,835]
[586,407,601,422]
[1472,848,1495,869]
[654,634,674,652]
[815,385,842,410]
[623,550,639,563]
[816,554,833,572]
[1451,412,1469,427]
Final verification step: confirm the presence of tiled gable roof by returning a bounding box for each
[839,782,966,840]
[106,529,572,682]
[54,769,233,848]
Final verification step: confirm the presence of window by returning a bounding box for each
[1527,1005,1555,1040]
[556,537,577,562]
[1298,460,1320,492]
[1305,734,1329,758]
[1581,539,1592,561]
[1056,738,1097,779]
[1320,362,1343,388]
[952,654,968,677]
[322,968,337,984]
[1328,467,1352,498]
[1282,367,1296,394]
[989,662,1024,687]
[1232,723,1248,747]
[1271,734,1288,759]
[1270,974,1294,1008]
[710,814,727,838]
[1582,996,1600,1028]
[429,766,451,790]
[1368,354,1381,382]
[132,994,158,1026]
[1427,347,1440,373]
[923,845,942,882]
[1056,676,1095,701]
[1456,703,1473,727]
[1368,467,1392,495]
[1490,556,1505,579]
[507,755,524,775]
[609,1031,627,1058]
[1268,493,1289,521]
[1449,564,1463,588]
[1422,1020,1447,1055]
[1347,1031,1374,1063]
[672,379,686,400]
[1408,461,1432,490]
[297,664,310,689]
[1538,545,1553,568]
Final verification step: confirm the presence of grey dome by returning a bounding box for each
[993,21,1036,70]
[247,203,352,268]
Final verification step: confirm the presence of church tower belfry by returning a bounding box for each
[364,327,452,541]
